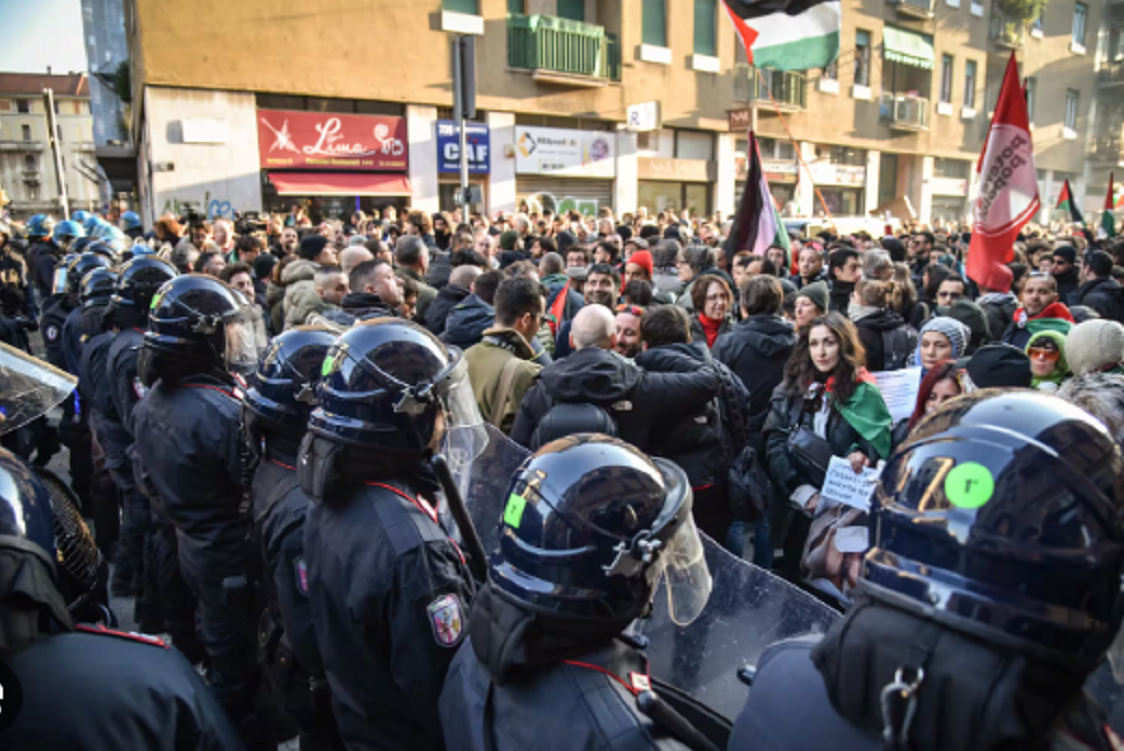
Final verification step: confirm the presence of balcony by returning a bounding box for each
[1090,134,1124,164]
[734,65,808,111]
[1099,60,1124,86]
[507,13,620,86]
[990,17,1025,48]
[0,141,44,152]
[880,92,930,130]
[888,0,935,19]
[22,170,40,183]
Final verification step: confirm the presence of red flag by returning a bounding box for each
[967,53,1039,293]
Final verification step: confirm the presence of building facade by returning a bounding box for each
[123,0,1108,227]
[0,72,98,221]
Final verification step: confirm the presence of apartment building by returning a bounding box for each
[0,72,99,221]
[122,0,1105,226]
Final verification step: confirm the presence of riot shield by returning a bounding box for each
[0,341,77,434]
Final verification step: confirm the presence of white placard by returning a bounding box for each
[820,455,881,512]
[626,102,660,132]
[834,526,870,553]
[872,367,922,423]
[514,126,616,178]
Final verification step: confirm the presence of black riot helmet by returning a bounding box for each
[243,326,337,456]
[79,267,120,310]
[56,251,111,297]
[489,434,711,626]
[309,317,478,456]
[864,389,1124,669]
[144,273,268,374]
[86,241,116,263]
[109,255,178,324]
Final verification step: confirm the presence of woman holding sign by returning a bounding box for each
[763,312,893,581]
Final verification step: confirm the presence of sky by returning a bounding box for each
[0,0,89,75]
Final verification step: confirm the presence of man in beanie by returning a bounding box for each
[624,249,654,286]
[796,280,829,322]
[282,235,340,329]
[1052,246,1082,302]
[1000,273,1075,350]
[499,230,520,254]
[1065,319,1124,376]
[1069,250,1124,324]
[964,343,1033,389]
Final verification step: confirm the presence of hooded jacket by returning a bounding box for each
[851,308,910,372]
[426,284,471,336]
[510,346,721,452]
[316,292,398,328]
[1000,301,1075,351]
[1026,329,1069,391]
[1053,265,1081,303]
[541,273,584,324]
[282,259,333,330]
[977,291,1019,344]
[1068,276,1124,324]
[442,293,495,350]
[464,328,542,434]
[712,315,797,432]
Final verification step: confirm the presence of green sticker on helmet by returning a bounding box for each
[944,462,995,509]
[321,356,334,377]
[503,492,527,529]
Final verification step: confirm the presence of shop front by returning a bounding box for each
[513,125,616,215]
[637,157,714,216]
[929,158,971,225]
[437,120,489,213]
[809,150,867,217]
[735,137,798,214]
[258,110,411,222]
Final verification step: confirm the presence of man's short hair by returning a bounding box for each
[395,235,428,267]
[407,210,432,234]
[453,230,475,252]
[473,270,503,305]
[349,259,390,292]
[587,262,621,288]
[915,231,935,246]
[219,261,252,285]
[640,305,691,348]
[494,277,544,328]
[540,252,565,277]
[235,234,261,255]
[828,247,860,274]
[449,264,482,289]
[565,245,591,266]
[742,275,783,317]
[597,240,620,264]
[504,260,537,280]
[193,251,220,273]
[314,265,346,289]
[1086,249,1114,278]
[623,279,653,307]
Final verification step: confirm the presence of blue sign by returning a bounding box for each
[437,120,490,174]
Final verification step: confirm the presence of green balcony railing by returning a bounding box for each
[735,64,807,108]
[508,13,620,81]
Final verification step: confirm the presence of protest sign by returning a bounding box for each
[819,455,881,512]
[872,367,921,423]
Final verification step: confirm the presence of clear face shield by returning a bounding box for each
[224,305,270,374]
[0,342,78,435]
[436,348,487,466]
[51,264,69,296]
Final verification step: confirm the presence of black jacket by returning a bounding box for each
[688,314,733,350]
[304,474,476,751]
[712,315,796,434]
[106,327,146,437]
[5,629,242,749]
[976,294,1018,343]
[80,330,133,482]
[829,280,854,315]
[1068,277,1124,323]
[438,583,690,751]
[427,284,471,335]
[790,268,828,289]
[1054,266,1081,303]
[852,309,909,372]
[510,346,720,452]
[319,291,399,327]
[426,250,452,289]
[442,293,494,350]
[40,296,76,371]
[28,239,61,300]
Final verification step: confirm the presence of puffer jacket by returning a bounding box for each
[442,294,495,350]
[712,315,797,440]
[282,259,332,330]
[266,280,286,334]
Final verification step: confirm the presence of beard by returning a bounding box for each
[616,341,641,359]
[585,291,615,307]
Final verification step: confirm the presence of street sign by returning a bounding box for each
[626,102,660,132]
[728,108,754,132]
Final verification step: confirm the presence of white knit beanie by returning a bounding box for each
[1065,320,1124,376]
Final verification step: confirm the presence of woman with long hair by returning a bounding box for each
[906,360,963,431]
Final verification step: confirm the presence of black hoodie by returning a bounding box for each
[1068,276,1124,324]
[712,315,796,431]
[851,309,909,371]
[318,292,398,327]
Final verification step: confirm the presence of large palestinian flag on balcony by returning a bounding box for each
[723,0,841,71]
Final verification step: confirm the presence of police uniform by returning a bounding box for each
[39,295,73,371]
[27,238,60,301]
[304,475,476,751]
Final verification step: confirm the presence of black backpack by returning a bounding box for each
[713,365,774,523]
[529,402,619,451]
[881,325,918,372]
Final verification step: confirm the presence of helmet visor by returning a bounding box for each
[51,265,68,296]
[225,306,270,373]
[0,342,78,434]
[436,349,487,467]
[648,512,712,626]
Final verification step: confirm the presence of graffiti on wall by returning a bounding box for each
[160,191,235,220]
[520,192,599,216]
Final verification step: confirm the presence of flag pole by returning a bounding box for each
[754,67,837,231]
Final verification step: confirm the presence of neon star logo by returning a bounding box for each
[260,118,300,154]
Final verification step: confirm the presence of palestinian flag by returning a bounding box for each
[1057,179,1085,225]
[726,131,791,260]
[1103,173,1116,238]
[723,0,841,72]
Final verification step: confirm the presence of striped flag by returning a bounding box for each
[726,131,791,259]
[1103,173,1116,238]
[723,0,841,72]
[1056,179,1085,225]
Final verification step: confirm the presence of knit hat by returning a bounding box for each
[556,230,576,254]
[797,281,829,313]
[965,344,1033,388]
[911,317,971,368]
[626,249,654,278]
[499,230,520,251]
[1065,319,1124,376]
[1053,245,1077,264]
[299,234,330,261]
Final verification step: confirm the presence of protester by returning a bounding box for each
[827,247,862,314]
[443,269,501,350]
[1001,272,1075,349]
[1065,319,1124,376]
[964,343,1033,389]
[793,280,828,331]
[1026,329,1070,392]
[1051,245,1081,301]
[910,316,970,377]
[1069,249,1124,323]
[944,299,991,354]
[689,273,734,349]
[848,279,912,371]
[675,244,711,311]
[793,245,827,289]
[905,360,962,432]
[314,259,400,328]
[426,264,480,336]
[553,262,620,358]
[614,303,644,358]
[394,235,437,321]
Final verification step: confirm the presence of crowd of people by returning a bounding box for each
[2,201,1124,750]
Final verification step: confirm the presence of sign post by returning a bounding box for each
[453,36,477,208]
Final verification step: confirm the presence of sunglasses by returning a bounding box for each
[1028,347,1060,362]
[615,304,645,317]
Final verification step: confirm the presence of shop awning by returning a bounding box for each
[267,172,412,197]
[883,27,935,70]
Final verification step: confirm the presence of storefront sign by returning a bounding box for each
[637,157,713,182]
[930,177,969,196]
[514,126,615,178]
[809,163,866,186]
[627,102,661,132]
[736,154,798,183]
[728,108,754,132]
[436,120,490,174]
[257,111,408,171]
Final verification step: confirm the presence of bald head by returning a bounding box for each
[570,304,617,351]
[450,264,482,290]
[339,246,375,276]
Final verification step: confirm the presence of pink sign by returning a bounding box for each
[257,110,408,172]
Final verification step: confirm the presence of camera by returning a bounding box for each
[234,211,267,237]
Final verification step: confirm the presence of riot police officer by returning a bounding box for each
[132,273,272,749]
[25,213,58,302]
[729,390,1124,751]
[0,219,37,352]
[121,210,144,240]
[243,326,343,751]
[0,446,244,749]
[300,318,479,751]
[61,247,114,377]
[438,434,712,751]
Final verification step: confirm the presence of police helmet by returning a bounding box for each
[27,214,55,239]
[71,210,91,225]
[864,390,1124,668]
[310,318,479,456]
[121,211,142,231]
[244,326,337,454]
[82,214,101,235]
[53,219,85,251]
[80,267,120,310]
[145,273,268,373]
[72,237,95,254]
[490,434,712,626]
[86,241,116,263]
[55,251,111,297]
[110,255,177,316]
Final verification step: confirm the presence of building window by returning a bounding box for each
[964,60,976,108]
[643,0,667,47]
[21,124,31,141]
[638,131,660,151]
[1025,77,1036,121]
[1073,2,1086,45]
[557,0,583,20]
[855,30,871,86]
[442,0,478,14]
[823,59,838,80]
[934,158,970,179]
[24,154,36,171]
[1065,89,1079,129]
[694,0,717,56]
[940,54,954,104]
[16,99,30,114]
[26,183,39,201]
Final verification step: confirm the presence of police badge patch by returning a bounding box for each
[426,593,464,647]
[45,325,59,342]
[293,556,309,595]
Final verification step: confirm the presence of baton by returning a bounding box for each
[431,453,488,583]
[636,690,722,751]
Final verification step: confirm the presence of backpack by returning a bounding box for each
[713,363,774,523]
[880,325,918,372]
[529,402,619,450]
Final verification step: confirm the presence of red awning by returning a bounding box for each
[267,172,412,197]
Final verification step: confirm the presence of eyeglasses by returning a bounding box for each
[616,304,645,317]
[1028,347,1060,362]
[706,293,730,303]
[936,291,963,302]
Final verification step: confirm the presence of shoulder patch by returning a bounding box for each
[293,555,309,596]
[426,593,465,648]
[45,324,59,341]
[76,623,170,649]
[133,376,149,399]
